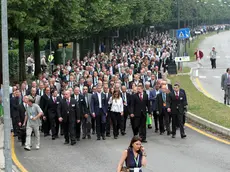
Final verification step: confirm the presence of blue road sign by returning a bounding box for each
[176,28,190,40]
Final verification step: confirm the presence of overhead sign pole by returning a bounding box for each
[1,0,12,171]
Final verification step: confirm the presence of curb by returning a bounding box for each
[186,112,230,137]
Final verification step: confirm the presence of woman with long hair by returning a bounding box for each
[108,90,123,139]
[117,136,147,172]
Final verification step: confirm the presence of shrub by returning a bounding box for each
[9,49,19,82]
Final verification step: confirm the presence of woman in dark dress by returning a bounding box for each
[117,136,147,172]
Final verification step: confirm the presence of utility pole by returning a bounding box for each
[1,0,12,171]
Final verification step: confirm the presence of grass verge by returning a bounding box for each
[169,74,230,128]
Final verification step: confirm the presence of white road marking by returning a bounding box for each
[213,76,221,79]
[199,76,207,79]
[195,69,198,77]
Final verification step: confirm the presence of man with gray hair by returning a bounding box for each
[23,96,43,151]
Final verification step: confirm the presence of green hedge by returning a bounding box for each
[9,49,19,82]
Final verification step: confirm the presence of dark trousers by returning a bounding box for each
[131,112,147,140]
[159,108,170,133]
[18,127,26,144]
[64,116,76,143]
[152,110,159,131]
[42,117,50,135]
[96,109,105,138]
[172,113,185,136]
[82,117,91,137]
[110,112,122,137]
[27,66,32,74]
[210,59,216,68]
[76,120,82,139]
[49,115,59,137]
[91,117,96,132]
[121,106,129,132]
[106,111,111,135]
[11,117,18,135]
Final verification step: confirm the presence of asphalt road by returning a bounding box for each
[191,31,230,103]
[14,124,230,172]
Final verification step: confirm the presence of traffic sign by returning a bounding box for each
[176,28,190,40]
[174,56,190,62]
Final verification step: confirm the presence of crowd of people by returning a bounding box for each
[8,31,188,151]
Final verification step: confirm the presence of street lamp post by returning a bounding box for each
[177,0,180,29]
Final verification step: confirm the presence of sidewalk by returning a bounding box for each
[0,119,19,172]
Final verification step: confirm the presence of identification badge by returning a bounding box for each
[30,116,33,119]
[72,104,75,107]
[163,103,166,107]
[134,168,140,172]
[67,111,69,114]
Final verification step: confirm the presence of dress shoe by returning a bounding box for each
[92,131,95,135]
[155,129,158,133]
[76,138,80,141]
[181,134,187,139]
[71,141,76,145]
[172,135,176,138]
[82,136,86,139]
[114,136,118,139]
[142,140,147,143]
[106,134,111,137]
[97,137,101,140]
[121,132,126,136]
[52,137,55,140]
[44,133,50,137]
[87,135,91,139]
[102,136,106,140]
[64,141,69,144]
[167,131,171,136]
[21,143,25,146]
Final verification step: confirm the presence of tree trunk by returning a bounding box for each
[34,36,40,77]
[105,37,109,54]
[0,40,2,85]
[72,39,77,60]
[19,31,26,81]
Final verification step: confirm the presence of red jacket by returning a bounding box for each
[194,51,204,60]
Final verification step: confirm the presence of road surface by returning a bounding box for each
[13,124,230,172]
[191,31,230,103]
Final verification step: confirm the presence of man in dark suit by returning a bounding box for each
[44,89,61,140]
[82,86,92,139]
[72,87,87,141]
[10,89,21,137]
[104,84,112,137]
[18,95,28,146]
[91,85,107,140]
[156,86,171,135]
[36,82,44,96]
[57,90,80,145]
[168,84,187,139]
[121,85,131,135]
[130,85,150,143]
[40,87,51,136]
[149,84,161,132]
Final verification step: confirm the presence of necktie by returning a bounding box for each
[67,99,70,105]
[140,93,143,101]
[176,92,179,100]
[54,97,56,103]
[85,95,88,108]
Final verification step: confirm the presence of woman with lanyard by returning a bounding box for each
[117,136,147,172]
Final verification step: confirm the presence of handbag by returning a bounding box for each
[120,167,129,172]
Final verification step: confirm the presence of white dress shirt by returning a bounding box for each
[97,92,102,108]
[109,97,123,113]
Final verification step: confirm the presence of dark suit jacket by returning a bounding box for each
[45,96,61,119]
[167,84,173,92]
[180,88,188,106]
[104,93,112,112]
[40,94,50,116]
[57,98,80,123]
[168,91,187,114]
[10,97,20,120]
[155,92,170,114]
[149,89,161,112]
[121,92,131,114]
[18,103,26,123]
[130,93,150,117]
[91,93,107,115]
[72,94,88,118]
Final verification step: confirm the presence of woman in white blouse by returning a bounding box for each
[108,91,123,139]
